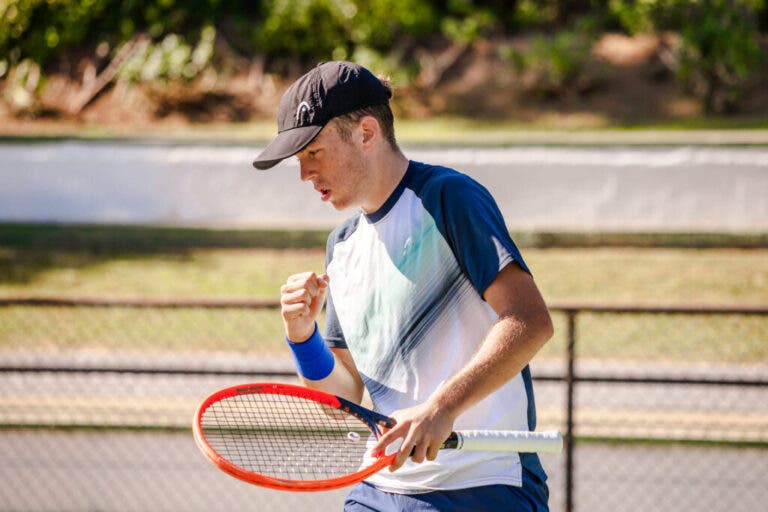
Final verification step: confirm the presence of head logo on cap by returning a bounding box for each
[295,101,312,124]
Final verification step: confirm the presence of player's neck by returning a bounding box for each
[360,149,409,214]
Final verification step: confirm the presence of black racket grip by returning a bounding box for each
[441,432,460,449]
[406,432,460,455]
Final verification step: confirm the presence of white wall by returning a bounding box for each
[1,142,766,231]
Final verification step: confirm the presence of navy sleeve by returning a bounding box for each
[422,169,529,297]
[323,291,347,349]
[321,220,354,349]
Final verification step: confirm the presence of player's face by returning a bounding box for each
[296,122,371,211]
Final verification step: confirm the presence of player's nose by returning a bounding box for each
[299,160,314,182]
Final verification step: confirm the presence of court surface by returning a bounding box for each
[1,429,766,512]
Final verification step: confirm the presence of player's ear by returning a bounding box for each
[358,116,379,150]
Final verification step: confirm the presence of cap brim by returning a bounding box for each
[252,125,323,170]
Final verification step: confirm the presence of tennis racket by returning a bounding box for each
[193,382,562,492]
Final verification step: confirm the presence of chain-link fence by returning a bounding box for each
[0,298,766,511]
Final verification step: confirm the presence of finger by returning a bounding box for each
[286,271,316,284]
[281,303,310,319]
[285,272,325,295]
[409,441,429,464]
[281,298,311,319]
[391,437,418,471]
[308,284,328,315]
[426,442,440,462]
[371,427,402,457]
[281,281,317,299]
[281,288,312,306]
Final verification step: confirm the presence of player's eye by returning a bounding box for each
[296,147,321,163]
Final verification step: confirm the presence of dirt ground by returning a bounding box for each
[1,34,767,134]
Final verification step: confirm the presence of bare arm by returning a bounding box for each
[373,262,553,470]
[280,271,365,403]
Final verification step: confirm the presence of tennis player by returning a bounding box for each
[254,61,554,511]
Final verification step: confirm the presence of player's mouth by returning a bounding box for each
[315,184,331,201]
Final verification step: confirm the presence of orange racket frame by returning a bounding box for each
[193,382,397,491]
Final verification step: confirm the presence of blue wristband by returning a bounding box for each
[286,323,335,380]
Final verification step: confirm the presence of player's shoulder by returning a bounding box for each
[408,160,469,185]
[407,160,490,206]
[325,213,361,259]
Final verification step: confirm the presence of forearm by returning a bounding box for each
[373,263,552,471]
[430,310,553,421]
[372,311,553,470]
[298,347,365,404]
[280,271,363,402]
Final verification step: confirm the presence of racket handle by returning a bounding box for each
[443,430,563,454]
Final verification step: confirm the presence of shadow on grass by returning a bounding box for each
[0,223,330,286]
[1,223,766,286]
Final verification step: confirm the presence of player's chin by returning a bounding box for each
[329,197,353,211]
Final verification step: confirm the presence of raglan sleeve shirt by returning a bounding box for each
[319,161,546,494]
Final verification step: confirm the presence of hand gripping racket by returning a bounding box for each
[193,382,562,492]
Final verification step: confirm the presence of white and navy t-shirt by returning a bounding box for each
[324,160,547,494]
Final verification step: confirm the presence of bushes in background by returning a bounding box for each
[1,0,766,116]
[609,0,766,113]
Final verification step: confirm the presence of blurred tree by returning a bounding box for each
[1,0,766,116]
[674,0,765,113]
[555,0,603,24]
[476,0,520,30]
[609,0,765,114]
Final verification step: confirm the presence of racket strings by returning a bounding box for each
[200,392,376,481]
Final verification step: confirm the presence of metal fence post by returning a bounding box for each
[565,309,576,512]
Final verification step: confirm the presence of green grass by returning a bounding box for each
[566,311,767,364]
[1,238,766,362]
[2,245,767,303]
[0,247,326,300]
[0,304,291,353]
[528,247,768,304]
[0,223,330,252]
[3,223,766,252]
[3,116,768,146]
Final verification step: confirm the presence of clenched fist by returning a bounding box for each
[280,272,330,342]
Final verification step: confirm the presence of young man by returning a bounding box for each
[253,61,554,511]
